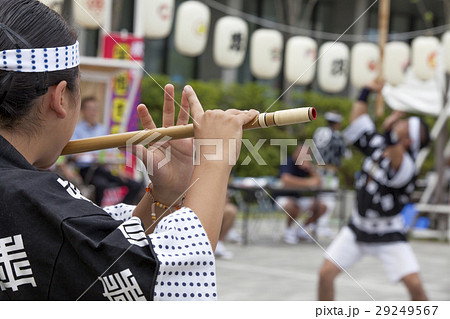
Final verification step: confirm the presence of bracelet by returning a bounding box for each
[146,183,186,220]
[357,87,372,103]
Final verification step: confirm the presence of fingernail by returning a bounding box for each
[184,85,192,93]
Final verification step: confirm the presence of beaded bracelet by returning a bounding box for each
[146,183,186,220]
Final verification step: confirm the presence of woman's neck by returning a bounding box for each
[0,128,42,167]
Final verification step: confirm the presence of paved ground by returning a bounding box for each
[215,218,450,301]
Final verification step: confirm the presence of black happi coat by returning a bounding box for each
[0,135,158,300]
[343,115,416,243]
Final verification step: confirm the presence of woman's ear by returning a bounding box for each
[49,81,68,119]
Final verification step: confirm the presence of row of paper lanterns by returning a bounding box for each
[42,0,450,93]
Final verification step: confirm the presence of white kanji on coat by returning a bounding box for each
[99,268,147,301]
[118,217,149,247]
[57,178,92,203]
[0,234,37,292]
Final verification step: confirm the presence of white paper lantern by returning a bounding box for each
[73,0,111,29]
[350,42,379,88]
[39,0,63,14]
[250,29,283,79]
[442,31,450,74]
[383,42,410,86]
[141,0,174,39]
[213,16,248,69]
[284,36,317,85]
[174,1,210,57]
[411,36,439,81]
[317,42,349,93]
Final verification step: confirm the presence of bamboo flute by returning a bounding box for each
[61,107,317,155]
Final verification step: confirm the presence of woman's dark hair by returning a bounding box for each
[0,0,79,129]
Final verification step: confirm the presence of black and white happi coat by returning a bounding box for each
[343,114,416,243]
[0,135,217,301]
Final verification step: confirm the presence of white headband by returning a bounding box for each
[1,41,80,72]
[324,112,343,123]
[409,116,421,157]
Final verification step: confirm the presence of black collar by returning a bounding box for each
[0,134,37,171]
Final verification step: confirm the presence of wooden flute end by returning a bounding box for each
[243,107,316,129]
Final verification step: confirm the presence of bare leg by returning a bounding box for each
[283,198,300,228]
[401,273,428,301]
[318,259,341,301]
[219,202,238,241]
[304,200,327,226]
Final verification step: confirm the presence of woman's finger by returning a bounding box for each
[163,84,175,128]
[242,109,259,125]
[183,85,204,122]
[226,109,259,126]
[137,104,156,130]
[176,87,190,126]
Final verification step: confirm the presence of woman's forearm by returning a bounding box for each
[184,163,231,251]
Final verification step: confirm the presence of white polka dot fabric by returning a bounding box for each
[1,41,80,72]
[104,204,135,222]
[151,207,217,301]
[104,205,217,301]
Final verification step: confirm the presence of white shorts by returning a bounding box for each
[325,227,420,282]
[275,196,314,212]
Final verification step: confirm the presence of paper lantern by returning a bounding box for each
[39,0,63,14]
[317,42,349,93]
[443,31,450,74]
[73,0,111,29]
[350,42,379,88]
[174,1,210,57]
[284,36,317,85]
[383,42,410,86]
[141,0,174,39]
[411,36,439,81]
[250,29,283,79]
[213,16,248,69]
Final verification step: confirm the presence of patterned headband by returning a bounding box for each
[324,112,343,123]
[1,41,80,73]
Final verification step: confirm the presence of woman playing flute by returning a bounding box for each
[0,0,257,300]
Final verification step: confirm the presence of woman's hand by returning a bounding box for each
[184,85,258,168]
[182,85,258,250]
[130,84,194,205]
[131,84,257,240]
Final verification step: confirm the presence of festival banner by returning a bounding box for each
[102,32,144,134]
[102,32,144,185]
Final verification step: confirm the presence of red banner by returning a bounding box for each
[102,32,145,61]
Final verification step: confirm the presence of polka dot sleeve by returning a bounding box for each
[103,204,135,222]
[149,207,217,301]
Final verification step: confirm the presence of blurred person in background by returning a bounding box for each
[313,111,349,238]
[318,81,430,301]
[72,97,143,205]
[276,144,327,244]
